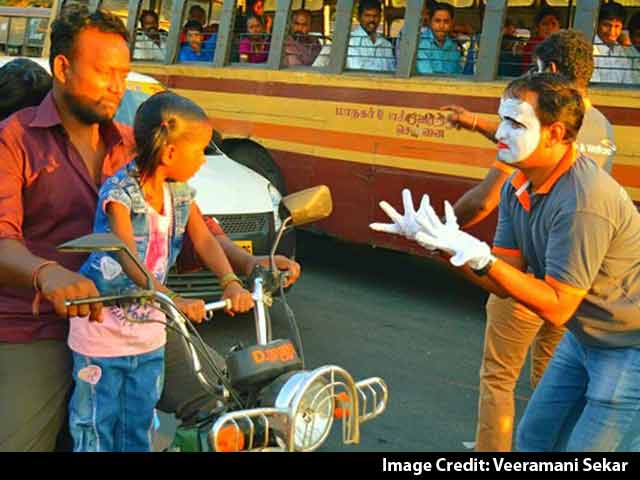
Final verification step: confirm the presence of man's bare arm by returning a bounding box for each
[441,105,499,143]
[0,238,102,320]
[453,167,510,228]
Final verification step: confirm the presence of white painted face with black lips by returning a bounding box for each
[495,97,542,164]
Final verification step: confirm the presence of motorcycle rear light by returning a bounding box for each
[333,392,351,420]
[214,424,245,452]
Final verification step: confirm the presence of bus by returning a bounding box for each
[17,0,640,256]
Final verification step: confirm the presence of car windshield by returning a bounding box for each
[114,89,223,155]
[114,89,150,126]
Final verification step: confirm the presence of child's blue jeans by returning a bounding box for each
[69,347,165,452]
[515,331,640,451]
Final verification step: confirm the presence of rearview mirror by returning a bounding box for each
[58,233,127,253]
[58,233,154,291]
[281,185,333,227]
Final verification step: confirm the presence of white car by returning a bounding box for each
[0,56,293,299]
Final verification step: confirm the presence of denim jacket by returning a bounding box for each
[79,161,195,295]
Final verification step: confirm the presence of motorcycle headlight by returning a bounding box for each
[275,372,335,451]
[268,183,283,232]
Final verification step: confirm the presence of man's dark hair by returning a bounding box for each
[534,7,561,28]
[0,58,52,121]
[534,30,594,91]
[49,6,129,72]
[292,8,312,20]
[183,20,204,32]
[599,1,626,24]
[358,0,382,17]
[139,9,159,27]
[430,1,454,20]
[189,4,206,17]
[505,73,584,143]
[628,12,640,35]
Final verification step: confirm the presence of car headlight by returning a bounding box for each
[275,372,335,451]
[268,183,283,232]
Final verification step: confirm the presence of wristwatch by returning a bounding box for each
[471,255,497,277]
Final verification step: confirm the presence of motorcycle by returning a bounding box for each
[60,185,388,452]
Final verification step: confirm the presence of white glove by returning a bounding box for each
[370,189,433,241]
[414,198,494,270]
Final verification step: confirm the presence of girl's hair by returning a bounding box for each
[133,91,209,182]
[0,58,52,120]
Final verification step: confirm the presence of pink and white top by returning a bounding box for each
[68,186,173,357]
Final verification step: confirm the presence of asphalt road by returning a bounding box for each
[156,230,535,452]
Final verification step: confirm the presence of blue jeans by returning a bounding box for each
[69,347,164,452]
[515,331,640,451]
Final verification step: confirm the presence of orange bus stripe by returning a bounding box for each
[161,74,640,127]
[611,163,640,188]
[214,117,498,168]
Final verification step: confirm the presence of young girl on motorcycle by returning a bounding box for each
[66,91,254,452]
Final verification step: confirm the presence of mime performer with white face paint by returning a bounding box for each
[420,30,615,452]
[372,73,640,451]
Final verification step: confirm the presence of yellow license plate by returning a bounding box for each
[234,240,253,255]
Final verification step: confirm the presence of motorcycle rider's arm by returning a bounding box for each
[0,239,103,321]
[217,234,301,288]
[0,137,101,320]
[186,203,254,314]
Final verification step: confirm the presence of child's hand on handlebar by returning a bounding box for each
[174,297,206,324]
[222,282,254,316]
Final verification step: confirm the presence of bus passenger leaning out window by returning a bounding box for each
[284,9,321,66]
[417,2,462,75]
[239,15,270,64]
[520,7,560,73]
[178,20,216,63]
[437,30,616,452]
[592,1,633,84]
[627,12,640,84]
[133,9,167,62]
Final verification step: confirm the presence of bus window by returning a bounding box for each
[6,16,27,56]
[497,4,563,77]
[314,0,393,73]
[282,7,331,68]
[629,10,640,85]
[412,0,478,77]
[132,5,169,62]
[99,0,129,23]
[230,0,271,64]
[590,1,638,86]
[176,1,219,63]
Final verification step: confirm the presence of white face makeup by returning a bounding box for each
[495,97,541,164]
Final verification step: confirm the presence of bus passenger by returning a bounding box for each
[416,2,462,75]
[592,1,633,84]
[374,73,640,452]
[178,20,216,63]
[395,1,431,62]
[133,9,168,62]
[283,9,321,66]
[0,58,52,121]
[239,15,270,64]
[346,0,395,72]
[626,12,640,84]
[439,30,616,452]
[520,7,560,74]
